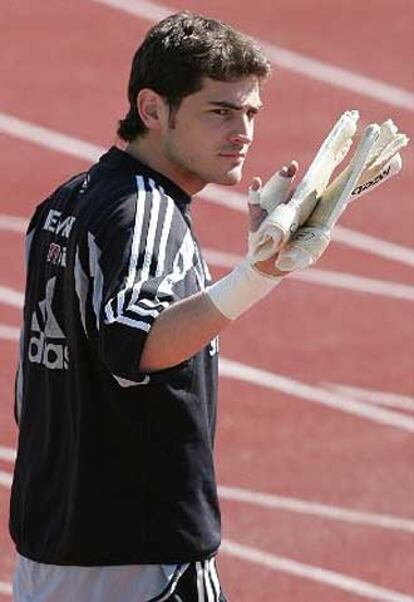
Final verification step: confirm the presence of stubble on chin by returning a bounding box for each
[217,166,244,186]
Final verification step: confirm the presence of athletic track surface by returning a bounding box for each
[0,1,413,600]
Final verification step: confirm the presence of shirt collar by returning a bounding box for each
[98,146,193,209]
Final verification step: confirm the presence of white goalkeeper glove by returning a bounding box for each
[248,110,359,264]
[205,115,409,318]
[277,119,409,271]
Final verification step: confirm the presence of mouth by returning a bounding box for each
[219,152,246,159]
[218,152,246,164]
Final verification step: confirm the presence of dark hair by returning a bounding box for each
[117,11,271,141]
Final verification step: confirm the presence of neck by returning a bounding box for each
[125,137,205,196]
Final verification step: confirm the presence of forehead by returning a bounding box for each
[189,76,262,108]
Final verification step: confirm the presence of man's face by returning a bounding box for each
[159,76,263,193]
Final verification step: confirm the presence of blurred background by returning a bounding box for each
[1,1,413,600]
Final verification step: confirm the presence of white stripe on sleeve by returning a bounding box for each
[209,559,221,600]
[196,561,206,602]
[124,179,161,311]
[141,178,161,278]
[114,316,152,331]
[114,176,148,319]
[88,233,105,329]
[204,561,215,602]
[156,191,174,277]
[126,175,148,288]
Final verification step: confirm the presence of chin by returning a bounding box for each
[216,168,243,186]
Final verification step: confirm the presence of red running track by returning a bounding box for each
[0,1,413,600]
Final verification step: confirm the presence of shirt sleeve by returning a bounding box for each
[74,175,200,385]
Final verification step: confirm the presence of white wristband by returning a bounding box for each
[205,260,282,320]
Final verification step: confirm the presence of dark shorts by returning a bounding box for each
[153,559,227,602]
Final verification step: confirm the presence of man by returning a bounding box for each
[9,11,324,602]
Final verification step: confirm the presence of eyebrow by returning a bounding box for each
[207,100,263,112]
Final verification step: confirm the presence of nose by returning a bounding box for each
[229,113,254,146]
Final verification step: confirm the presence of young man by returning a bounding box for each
[9,11,303,602]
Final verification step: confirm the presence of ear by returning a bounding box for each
[136,88,168,131]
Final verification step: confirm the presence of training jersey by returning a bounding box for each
[10,147,221,566]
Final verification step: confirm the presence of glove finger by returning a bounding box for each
[248,231,281,263]
[286,160,298,178]
[370,134,409,170]
[285,111,360,233]
[248,177,268,234]
[259,162,297,213]
[306,123,381,229]
[276,225,331,271]
[249,161,299,259]
[350,153,402,201]
[364,119,401,167]
[301,110,359,191]
[320,122,408,212]
[247,176,262,205]
[249,203,298,262]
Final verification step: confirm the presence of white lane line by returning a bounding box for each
[0,214,29,233]
[93,0,171,21]
[218,486,414,533]
[0,582,12,596]
[0,286,24,308]
[0,113,101,163]
[221,539,414,602]
[1,323,413,431]
[0,470,12,488]
[332,226,414,268]
[293,267,414,302]
[219,358,414,433]
[202,185,414,268]
[324,384,414,413]
[91,0,414,112]
[260,42,414,112]
[0,447,16,462]
[0,325,20,342]
[0,459,412,533]
[1,113,413,267]
[203,248,414,302]
[1,217,413,303]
